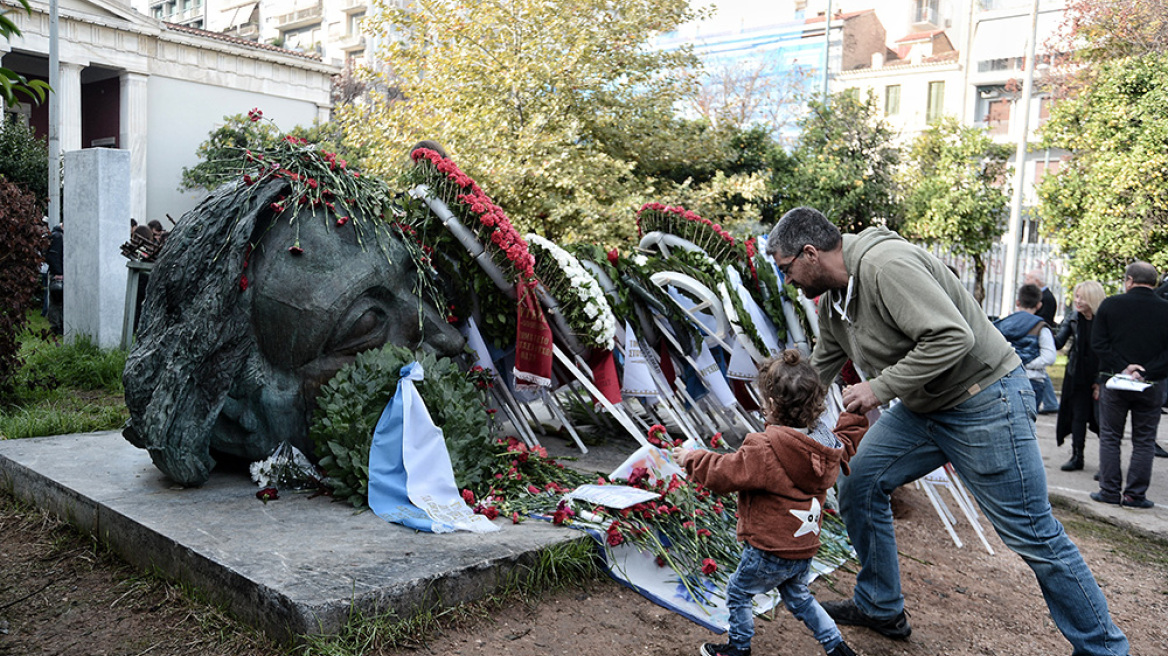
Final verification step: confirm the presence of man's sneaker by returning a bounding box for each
[1090,491,1121,505]
[1122,495,1155,509]
[822,599,912,639]
[827,642,857,656]
[700,642,750,656]
[1154,443,1168,458]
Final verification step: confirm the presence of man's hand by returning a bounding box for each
[1122,364,1146,381]
[671,446,692,466]
[842,381,881,415]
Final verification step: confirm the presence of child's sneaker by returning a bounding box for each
[701,643,751,656]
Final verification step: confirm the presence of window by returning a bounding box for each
[926,81,945,123]
[986,98,1010,135]
[884,85,901,116]
[914,0,940,24]
[1034,160,1060,186]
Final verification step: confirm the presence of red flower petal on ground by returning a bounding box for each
[239,275,249,291]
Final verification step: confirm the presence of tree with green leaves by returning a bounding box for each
[899,117,1011,304]
[1,1,50,107]
[349,0,711,245]
[181,114,366,192]
[1038,54,1168,288]
[774,89,901,233]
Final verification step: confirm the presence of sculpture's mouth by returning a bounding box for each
[212,395,259,457]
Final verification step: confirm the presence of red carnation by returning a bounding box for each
[256,487,278,502]
[701,558,718,575]
[288,245,304,256]
[511,512,522,524]
[483,505,500,520]
[461,489,475,505]
[607,248,619,264]
[606,525,624,547]
[239,274,249,291]
[248,107,263,122]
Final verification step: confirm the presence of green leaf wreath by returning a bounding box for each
[309,344,496,508]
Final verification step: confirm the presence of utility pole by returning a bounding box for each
[999,0,1040,318]
[822,0,834,102]
[48,0,59,228]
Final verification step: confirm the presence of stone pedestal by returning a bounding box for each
[63,148,131,349]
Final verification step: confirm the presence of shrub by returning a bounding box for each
[0,119,49,207]
[0,177,48,397]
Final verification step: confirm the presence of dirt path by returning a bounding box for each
[2,486,1166,656]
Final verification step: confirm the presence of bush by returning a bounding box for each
[0,177,48,397]
[0,120,49,207]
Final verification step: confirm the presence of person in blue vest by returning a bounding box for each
[994,284,1057,402]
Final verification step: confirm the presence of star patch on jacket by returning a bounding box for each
[790,498,822,537]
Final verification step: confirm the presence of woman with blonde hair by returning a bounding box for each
[1054,280,1107,471]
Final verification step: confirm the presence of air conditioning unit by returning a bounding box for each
[980,89,1000,99]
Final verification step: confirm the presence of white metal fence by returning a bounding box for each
[928,241,1065,321]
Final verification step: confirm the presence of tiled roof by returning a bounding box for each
[804,9,874,24]
[896,29,946,43]
[163,22,323,62]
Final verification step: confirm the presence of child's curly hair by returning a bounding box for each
[756,349,826,428]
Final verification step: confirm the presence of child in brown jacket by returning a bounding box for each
[673,349,867,656]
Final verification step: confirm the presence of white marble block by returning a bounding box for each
[63,148,131,349]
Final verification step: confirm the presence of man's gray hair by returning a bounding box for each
[1125,261,1158,286]
[765,206,842,258]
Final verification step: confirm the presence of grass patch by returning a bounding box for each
[295,538,603,656]
[1,313,128,439]
[1051,497,1168,569]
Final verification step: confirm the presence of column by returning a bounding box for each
[59,62,82,152]
[119,71,149,226]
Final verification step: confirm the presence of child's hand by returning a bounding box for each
[671,446,692,466]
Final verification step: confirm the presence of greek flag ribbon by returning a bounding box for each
[367,362,500,534]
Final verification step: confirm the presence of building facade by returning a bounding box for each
[131,0,397,68]
[2,0,337,223]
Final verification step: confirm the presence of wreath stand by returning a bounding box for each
[412,185,652,453]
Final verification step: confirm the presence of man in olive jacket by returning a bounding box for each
[764,207,1129,656]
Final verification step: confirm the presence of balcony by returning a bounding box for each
[336,33,366,52]
[227,22,260,40]
[274,3,323,31]
[343,0,368,14]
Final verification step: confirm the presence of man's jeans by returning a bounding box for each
[1098,381,1167,502]
[838,367,1129,656]
[726,544,842,652]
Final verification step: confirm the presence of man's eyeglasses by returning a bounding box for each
[777,247,807,277]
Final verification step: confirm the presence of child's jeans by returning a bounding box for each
[726,543,842,652]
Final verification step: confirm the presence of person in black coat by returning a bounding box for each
[45,221,65,335]
[1053,281,1106,471]
[1090,262,1168,508]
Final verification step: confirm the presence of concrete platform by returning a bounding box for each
[2,410,1166,644]
[0,431,588,642]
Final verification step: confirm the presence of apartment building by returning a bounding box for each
[133,0,398,67]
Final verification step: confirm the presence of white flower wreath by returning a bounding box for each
[526,234,618,351]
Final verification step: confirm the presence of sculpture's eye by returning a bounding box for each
[329,307,388,355]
